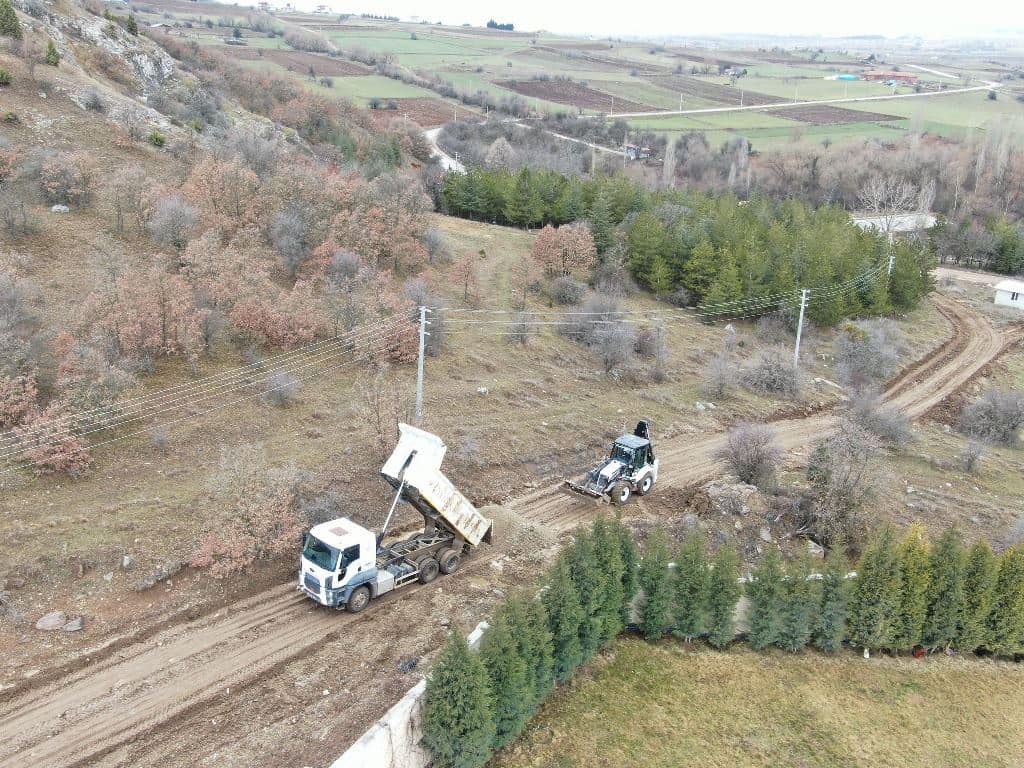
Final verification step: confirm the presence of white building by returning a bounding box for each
[994,279,1024,310]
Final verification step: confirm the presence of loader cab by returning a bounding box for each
[610,434,651,472]
[300,518,376,605]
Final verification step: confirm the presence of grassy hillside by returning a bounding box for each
[495,637,1024,768]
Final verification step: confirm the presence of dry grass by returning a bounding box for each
[495,637,1024,768]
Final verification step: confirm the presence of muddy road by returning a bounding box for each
[0,294,1018,768]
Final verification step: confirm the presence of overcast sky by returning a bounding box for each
[293,0,1019,40]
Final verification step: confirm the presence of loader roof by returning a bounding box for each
[615,434,649,450]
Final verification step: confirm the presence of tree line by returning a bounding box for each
[438,167,933,324]
[424,519,1024,768]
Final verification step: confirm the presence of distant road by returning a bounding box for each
[424,126,465,172]
[935,265,1005,288]
[606,71,1000,119]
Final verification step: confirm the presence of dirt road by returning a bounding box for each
[0,294,1016,768]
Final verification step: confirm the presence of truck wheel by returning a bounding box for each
[418,557,440,584]
[346,586,370,613]
[439,548,461,575]
[611,483,631,504]
[637,474,654,496]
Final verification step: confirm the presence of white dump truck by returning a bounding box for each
[298,424,493,612]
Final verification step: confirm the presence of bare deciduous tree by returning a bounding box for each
[834,319,905,392]
[857,173,918,236]
[355,367,413,459]
[147,194,197,253]
[715,422,783,491]
[959,387,1024,447]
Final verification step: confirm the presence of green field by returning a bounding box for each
[496,637,1024,768]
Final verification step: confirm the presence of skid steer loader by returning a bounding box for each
[564,420,658,504]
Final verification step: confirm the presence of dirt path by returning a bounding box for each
[0,294,1017,768]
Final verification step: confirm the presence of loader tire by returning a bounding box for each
[439,548,461,575]
[346,586,370,613]
[417,557,440,584]
[611,483,631,505]
[637,474,654,496]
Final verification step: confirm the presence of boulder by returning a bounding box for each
[35,610,67,631]
[121,554,134,570]
[705,480,765,517]
[50,204,70,214]
[806,540,825,559]
[63,616,85,632]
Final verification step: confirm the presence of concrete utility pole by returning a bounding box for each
[887,250,896,274]
[415,306,429,425]
[793,288,809,367]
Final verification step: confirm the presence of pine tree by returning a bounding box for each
[848,526,902,653]
[673,531,710,641]
[0,0,22,40]
[45,39,61,67]
[957,540,998,652]
[646,255,674,296]
[611,516,640,624]
[626,212,667,288]
[707,544,741,648]
[921,527,965,650]
[984,546,1024,656]
[702,247,742,308]
[813,546,850,653]
[592,516,626,645]
[892,524,931,651]
[638,528,672,640]
[423,633,496,768]
[588,190,614,253]
[556,180,583,223]
[746,549,784,649]
[126,13,139,35]
[504,168,540,228]
[867,270,891,315]
[543,555,586,682]
[565,530,603,658]
[777,554,816,652]
[478,615,530,748]
[683,238,719,300]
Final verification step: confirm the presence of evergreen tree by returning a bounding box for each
[0,0,22,40]
[637,528,672,640]
[848,526,902,653]
[746,548,785,649]
[588,190,614,253]
[922,527,965,650]
[44,39,60,67]
[126,13,139,35]
[707,544,741,648]
[777,554,816,652]
[542,556,586,682]
[683,238,719,300]
[478,615,530,748]
[611,516,640,624]
[626,212,667,288]
[504,168,541,228]
[592,516,626,645]
[957,540,998,652]
[813,546,850,653]
[866,270,891,315]
[673,531,710,641]
[892,523,931,650]
[702,247,743,308]
[556,181,583,223]
[502,594,554,711]
[646,255,674,296]
[984,546,1024,656]
[565,530,604,658]
[423,633,496,768]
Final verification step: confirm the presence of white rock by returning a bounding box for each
[806,540,825,559]
[50,204,70,214]
[122,555,134,570]
[476,386,488,395]
[35,610,66,631]
[759,526,772,543]
[62,617,85,632]
[103,572,113,582]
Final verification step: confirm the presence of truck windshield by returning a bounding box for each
[302,536,339,571]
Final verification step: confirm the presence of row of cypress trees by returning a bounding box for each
[637,524,1024,657]
[423,521,1024,768]
[422,517,637,768]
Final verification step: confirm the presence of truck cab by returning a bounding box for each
[299,519,377,610]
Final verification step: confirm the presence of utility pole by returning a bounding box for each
[415,306,429,425]
[679,92,683,112]
[887,250,895,275]
[793,288,809,368]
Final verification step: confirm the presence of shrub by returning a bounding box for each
[44,40,60,66]
[327,249,362,283]
[39,152,99,205]
[742,347,802,398]
[715,422,783,491]
[423,227,450,264]
[263,370,300,406]
[959,387,1024,446]
[0,69,10,87]
[849,390,913,445]
[591,322,633,374]
[961,439,986,473]
[146,194,197,252]
[14,403,92,476]
[82,87,105,112]
[665,286,691,307]
[507,310,535,345]
[0,0,22,39]
[559,292,619,342]
[148,130,167,147]
[149,424,169,454]
[834,319,904,391]
[633,324,665,359]
[549,275,585,305]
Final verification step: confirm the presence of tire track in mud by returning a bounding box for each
[0,294,1016,768]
